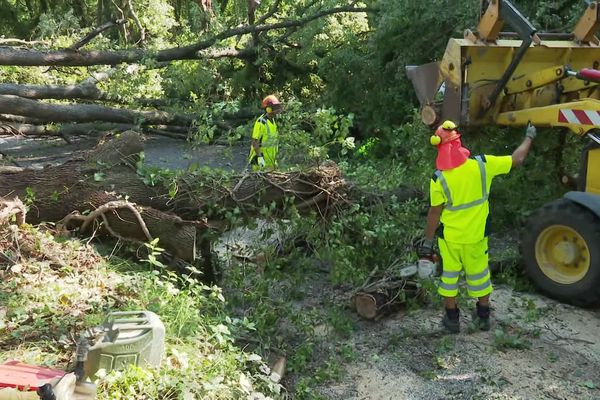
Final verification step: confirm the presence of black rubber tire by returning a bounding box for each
[520,198,600,307]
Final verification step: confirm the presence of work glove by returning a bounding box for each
[257,156,266,167]
[525,123,536,140]
[414,237,434,260]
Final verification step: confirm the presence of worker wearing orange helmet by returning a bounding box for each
[416,120,536,333]
[248,95,283,171]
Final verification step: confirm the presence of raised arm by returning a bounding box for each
[512,123,536,168]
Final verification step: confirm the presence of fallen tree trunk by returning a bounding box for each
[0,95,194,125]
[0,132,354,277]
[0,83,104,100]
[0,114,46,124]
[0,83,167,107]
[0,122,189,138]
[0,6,372,66]
[0,132,212,277]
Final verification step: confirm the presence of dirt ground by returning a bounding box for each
[318,286,600,400]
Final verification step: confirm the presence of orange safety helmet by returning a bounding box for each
[261,95,281,109]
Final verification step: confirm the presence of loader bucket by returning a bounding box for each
[405,62,442,105]
[406,60,461,127]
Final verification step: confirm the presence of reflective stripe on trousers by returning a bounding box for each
[434,155,488,211]
[437,238,493,298]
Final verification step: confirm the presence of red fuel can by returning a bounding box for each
[0,361,65,391]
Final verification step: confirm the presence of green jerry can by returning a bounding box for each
[84,311,165,379]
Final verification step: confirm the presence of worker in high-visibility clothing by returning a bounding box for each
[248,95,282,171]
[416,120,536,333]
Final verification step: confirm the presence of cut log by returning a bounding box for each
[420,103,441,127]
[355,293,386,320]
[353,269,425,320]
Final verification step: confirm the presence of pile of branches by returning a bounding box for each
[0,197,102,273]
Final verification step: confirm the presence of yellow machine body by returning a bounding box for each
[439,38,600,135]
[583,147,600,195]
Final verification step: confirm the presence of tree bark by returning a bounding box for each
[0,83,166,106]
[0,83,104,100]
[0,121,189,138]
[0,95,195,125]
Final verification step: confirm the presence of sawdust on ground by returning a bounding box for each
[317,286,600,400]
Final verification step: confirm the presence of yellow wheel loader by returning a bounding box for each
[407,0,600,306]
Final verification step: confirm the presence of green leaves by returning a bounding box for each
[492,327,532,351]
[142,238,167,269]
[582,380,598,390]
[93,172,105,182]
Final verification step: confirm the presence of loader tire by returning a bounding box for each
[521,198,600,307]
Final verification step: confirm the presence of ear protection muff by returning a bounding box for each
[266,106,273,113]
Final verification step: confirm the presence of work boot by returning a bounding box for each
[442,307,460,334]
[471,302,491,331]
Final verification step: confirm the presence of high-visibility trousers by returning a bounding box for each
[437,237,493,298]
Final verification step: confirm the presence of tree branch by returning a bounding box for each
[0,39,49,46]
[256,0,282,25]
[126,0,146,46]
[68,19,127,51]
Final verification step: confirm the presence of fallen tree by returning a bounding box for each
[0,5,373,66]
[0,95,194,126]
[0,132,354,278]
[0,121,190,139]
[0,132,421,281]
